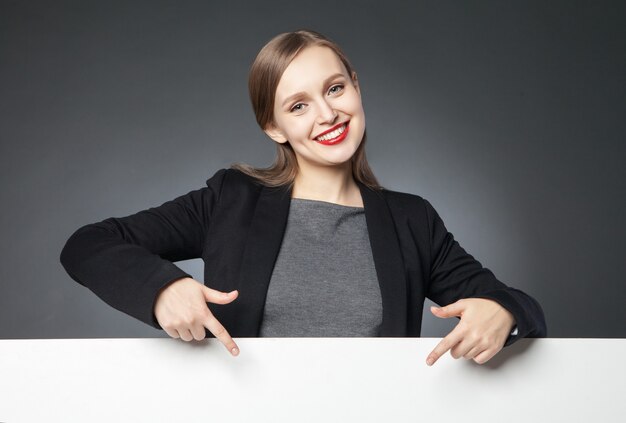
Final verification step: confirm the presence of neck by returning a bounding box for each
[291,162,363,207]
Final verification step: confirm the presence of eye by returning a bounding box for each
[290,103,306,113]
[329,84,344,95]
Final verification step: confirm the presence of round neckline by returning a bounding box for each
[290,197,364,210]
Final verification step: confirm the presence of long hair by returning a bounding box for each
[230,29,383,190]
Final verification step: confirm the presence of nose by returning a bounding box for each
[316,98,338,125]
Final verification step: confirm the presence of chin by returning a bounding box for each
[325,147,360,166]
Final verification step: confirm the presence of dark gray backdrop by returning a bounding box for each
[1,0,624,339]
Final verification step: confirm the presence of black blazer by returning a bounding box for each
[60,168,546,344]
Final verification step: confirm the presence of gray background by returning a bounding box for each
[1,0,624,339]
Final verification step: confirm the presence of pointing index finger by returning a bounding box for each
[203,313,239,357]
[426,326,463,366]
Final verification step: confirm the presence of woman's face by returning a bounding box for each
[265,45,365,172]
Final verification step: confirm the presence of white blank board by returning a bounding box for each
[0,338,624,422]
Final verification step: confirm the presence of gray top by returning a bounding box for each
[259,198,383,337]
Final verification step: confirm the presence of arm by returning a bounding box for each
[59,168,238,353]
[422,198,547,364]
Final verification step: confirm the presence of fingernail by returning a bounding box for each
[426,357,434,366]
[231,347,239,356]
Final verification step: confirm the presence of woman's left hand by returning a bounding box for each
[426,298,516,366]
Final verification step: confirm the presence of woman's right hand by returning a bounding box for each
[154,277,240,356]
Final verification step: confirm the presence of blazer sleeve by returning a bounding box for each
[423,198,547,346]
[60,168,228,329]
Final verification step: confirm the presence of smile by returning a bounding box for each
[314,122,349,145]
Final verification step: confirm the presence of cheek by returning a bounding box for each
[352,93,365,111]
[288,117,317,141]
[340,92,364,114]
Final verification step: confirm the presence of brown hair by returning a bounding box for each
[230,29,383,190]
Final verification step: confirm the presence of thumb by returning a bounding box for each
[202,286,239,305]
[431,301,464,318]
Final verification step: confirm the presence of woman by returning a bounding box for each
[60,30,546,366]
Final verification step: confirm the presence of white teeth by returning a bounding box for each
[316,123,346,141]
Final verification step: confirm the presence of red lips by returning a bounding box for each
[313,121,350,146]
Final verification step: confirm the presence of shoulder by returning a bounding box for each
[376,185,442,226]
[205,167,267,198]
[206,168,264,187]
[379,186,428,212]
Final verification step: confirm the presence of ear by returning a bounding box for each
[263,123,289,144]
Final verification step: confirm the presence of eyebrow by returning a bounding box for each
[281,72,346,108]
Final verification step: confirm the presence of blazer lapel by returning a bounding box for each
[358,182,408,336]
[235,183,292,336]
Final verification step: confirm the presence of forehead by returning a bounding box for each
[275,45,347,97]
